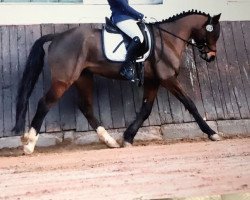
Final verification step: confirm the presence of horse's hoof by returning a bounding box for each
[209,133,221,141]
[123,141,133,148]
[105,137,120,148]
[96,126,120,148]
[21,128,39,155]
[23,143,35,155]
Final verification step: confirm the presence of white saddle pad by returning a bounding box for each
[103,26,152,62]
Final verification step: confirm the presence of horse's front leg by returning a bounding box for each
[161,76,220,141]
[123,80,159,146]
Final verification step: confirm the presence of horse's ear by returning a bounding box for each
[212,13,221,24]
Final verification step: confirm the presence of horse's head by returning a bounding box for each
[192,14,221,62]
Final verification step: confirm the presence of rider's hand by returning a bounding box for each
[142,16,156,24]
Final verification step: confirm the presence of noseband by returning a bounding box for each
[196,42,216,54]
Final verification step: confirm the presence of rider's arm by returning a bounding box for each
[117,0,144,20]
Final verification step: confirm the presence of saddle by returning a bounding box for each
[103,17,153,85]
[103,17,153,62]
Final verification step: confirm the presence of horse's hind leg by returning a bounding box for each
[75,72,120,148]
[123,80,159,146]
[21,80,69,154]
[161,77,220,141]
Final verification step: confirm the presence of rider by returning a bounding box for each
[107,0,148,82]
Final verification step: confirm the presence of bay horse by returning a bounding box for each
[13,11,222,154]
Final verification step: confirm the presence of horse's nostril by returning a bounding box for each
[210,55,215,61]
[200,53,206,60]
[201,53,216,62]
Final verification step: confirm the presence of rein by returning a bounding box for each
[156,25,199,49]
[155,24,217,53]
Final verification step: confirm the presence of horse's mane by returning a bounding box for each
[155,10,210,24]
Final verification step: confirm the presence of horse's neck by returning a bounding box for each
[156,15,207,56]
[160,15,207,44]
[167,15,206,38]
[158,21,192,54]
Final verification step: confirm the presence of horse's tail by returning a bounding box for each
[13,34,56,135]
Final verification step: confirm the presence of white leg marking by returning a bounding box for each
[209,133,221,141]
[123,141,133,148]
[96,126,120,148]
[20,127,39,154]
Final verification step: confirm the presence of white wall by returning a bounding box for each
[0,0,249,25]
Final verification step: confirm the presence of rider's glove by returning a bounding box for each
[142,16,156,24]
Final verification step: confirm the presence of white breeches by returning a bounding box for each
[116,19,144,43]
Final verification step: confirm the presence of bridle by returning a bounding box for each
[196,16,217,52]
[154,18,217,61]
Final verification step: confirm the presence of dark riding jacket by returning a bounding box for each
[107,0,144,24]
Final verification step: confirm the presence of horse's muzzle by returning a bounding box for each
[200,51,216,62]
[208,55,216,62]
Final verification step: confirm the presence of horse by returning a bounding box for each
[13,11,222,154]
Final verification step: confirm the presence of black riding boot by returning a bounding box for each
[120,36,142,81]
